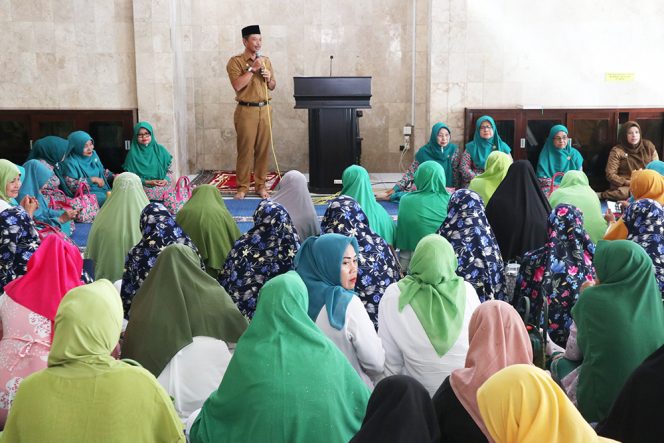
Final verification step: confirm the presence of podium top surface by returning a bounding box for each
[293,76,371,109]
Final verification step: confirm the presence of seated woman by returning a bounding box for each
[516,204,596,347]
[596,344,664,443]
[0,160,37,216]
[0,208,39,293]
[120,203,200,317]
[1,280,185,442]
[468,151,512,205]
[486,160,550,262]
[396,161,451,270]
[61,130,114,206]
[187,272,370,443]
[340,165,396,245]
[477,365,617,443]
[457,116,512,188]
[549,170,608,244]
[623,199,664,296]
[437,189,506,302]
[0,235,84,426]
[218,199,300,319]
[433,301,532,443]
[386,122,457,201]
[122,244,248,420]
[85,172,149,282]
[552,240,664,423]
[19,160,77,235]
[176,185,241,278]
[378,234,481,396]
[536,125,583,190]
[600,121,658,201]
[122,122,174,202]
[603,169,664,240]
[295,233,385,388]
[271,170,320,241]
[321,195,401,328]
[26,136,68,198]
[350,375,440,443]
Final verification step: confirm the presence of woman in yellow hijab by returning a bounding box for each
[604,169,664,240]
[477,365,617,443]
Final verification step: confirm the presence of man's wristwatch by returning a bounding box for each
[247,66,253,73]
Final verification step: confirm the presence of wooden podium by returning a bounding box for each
[293,77,372,193]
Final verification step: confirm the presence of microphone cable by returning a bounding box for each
[258,54,282,183]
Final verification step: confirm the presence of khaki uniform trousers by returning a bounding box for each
[234,104,272,193]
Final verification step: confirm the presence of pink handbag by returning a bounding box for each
[161,176,192,215]
[48,189,74,211]
[70,182,99,223]
[34,221,78,248]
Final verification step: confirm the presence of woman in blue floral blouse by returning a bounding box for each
[515,204,596,347]
[321,195,401,329]
[623,198,664,297]
[218,199,300,320]
[0,207,39,293]
[437,189,506,303]
[120,202,200,317]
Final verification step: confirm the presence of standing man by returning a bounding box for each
[226,25,276,200]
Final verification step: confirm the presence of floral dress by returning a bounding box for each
[623,198,664,297]
[321,195,401,329]
[454,149,484,189]
[515,204,596,347]
[120,202,200,317]
[36,159,61,199]
[0,208,39,293]
[142,166,175,201]
[218,200,300,320]
[0,295,51,426]
[393,160,420,192]
[437,189,506,302]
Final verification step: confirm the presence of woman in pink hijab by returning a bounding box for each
[0,235,84,426]
[432,300,533,442]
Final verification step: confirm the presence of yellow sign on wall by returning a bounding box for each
[605,72,635,82]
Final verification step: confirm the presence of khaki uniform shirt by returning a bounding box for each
[226,53,274,103]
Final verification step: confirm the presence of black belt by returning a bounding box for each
[238,101,270,107]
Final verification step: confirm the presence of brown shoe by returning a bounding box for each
[234,190,246,200]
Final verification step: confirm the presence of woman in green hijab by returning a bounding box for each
[85,172,149,282]
[377,234,481,396]
[1,279,185,442]
[395,161,451,269]
[468,151,512,205]
[188,271,370,443]
[0,160,32,214]
[176,185,241,278]
[457,116,512,188]
[536,125,584,188]
[122,244,248,420]
[549,170,608,243]
[122,122,175,201]
[61,131,114,206]
[386,122,457,201]
[560,240,664,423]
[340,165,396,245]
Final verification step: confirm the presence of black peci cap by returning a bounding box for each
[241,25,261,37]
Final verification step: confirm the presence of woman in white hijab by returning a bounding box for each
[271,170,320,241]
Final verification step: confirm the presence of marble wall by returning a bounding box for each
[0,0,137,109]
[430,0,664,143]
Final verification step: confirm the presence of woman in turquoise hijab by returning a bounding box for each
[396,161,451,269]
[19,160,77,235]
[646,160,664,175]
[340,165,396,245]
[386,122,457,201]
[122,122,174,201]
[457,116,511,188]
[536,125,584,187]
[61,131,114,206]
[27,136,69,199]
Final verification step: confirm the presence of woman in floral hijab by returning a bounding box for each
[218,200,300,319]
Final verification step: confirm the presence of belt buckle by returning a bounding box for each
[258,101,266,107]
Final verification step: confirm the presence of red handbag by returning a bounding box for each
[162,176,192,215]
[34,221,78,248]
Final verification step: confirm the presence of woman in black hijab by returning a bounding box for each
[485,160,551,262]
[349,375,441,443]
[596,344,664,443]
